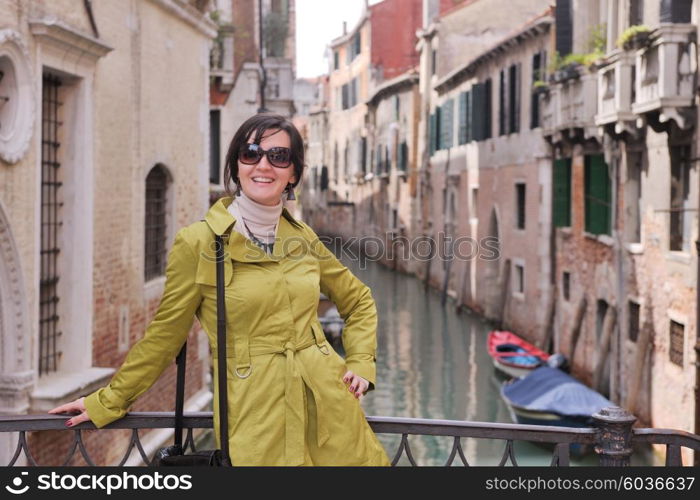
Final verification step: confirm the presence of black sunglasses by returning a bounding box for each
[238,143,292,168]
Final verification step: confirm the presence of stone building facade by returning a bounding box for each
[0,0,215,465]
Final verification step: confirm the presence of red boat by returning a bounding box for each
[487,330,550,378]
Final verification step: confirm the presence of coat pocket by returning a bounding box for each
[195,254,233,287]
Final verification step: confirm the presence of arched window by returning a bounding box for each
[144,164,170,281]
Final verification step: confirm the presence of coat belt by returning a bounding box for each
[212,335,331,466]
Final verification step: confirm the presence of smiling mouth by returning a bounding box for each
[252,177,274,184]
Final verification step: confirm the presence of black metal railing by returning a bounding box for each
[1,407,698,466]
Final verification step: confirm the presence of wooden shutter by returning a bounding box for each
[584,154,611,235]
[442,99,454,149]
[458,92,467,144]
[499,69,507,136]
[471,83,485,141]
[555,0,573,56]
[484,78,492,139]
[553,158,572,227]
[465,89,472,142]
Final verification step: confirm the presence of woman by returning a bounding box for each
[49,113,391,466]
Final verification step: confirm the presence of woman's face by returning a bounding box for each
[237,128,296,206]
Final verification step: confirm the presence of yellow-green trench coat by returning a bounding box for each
[85,196,391,466]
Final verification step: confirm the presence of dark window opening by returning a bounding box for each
[514,264,524,294]
[670,144,691,251]
[145,165,169,281]
[628,301,640,342]
[508,63,520,134]
[562,271,570,301]
[40,73,64,376]
[553,158,572,227]
[515,183,526,229]
[669,320,684,366]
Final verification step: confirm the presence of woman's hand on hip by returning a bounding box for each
[342,370,369,399]
[48,397,92,427]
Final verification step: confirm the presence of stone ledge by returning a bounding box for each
[30,367,115,412]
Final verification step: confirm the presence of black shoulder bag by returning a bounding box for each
[151,234,232,466]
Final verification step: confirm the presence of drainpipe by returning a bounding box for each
[258,0,267,113]
[695,238,700,465]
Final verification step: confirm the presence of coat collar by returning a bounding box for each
[204,196,304,262]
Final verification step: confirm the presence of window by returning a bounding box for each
[670,144,691,251]
[553,158,572,227]
[514,263,524,294]
[515,183,526,229]
[584,154,611,235]
[360,137,367,174]
[333,50,339,70]
[531,51,546,129]
[341,84,348,110]
[555,0,573,56]
[40,73,64,375]
[145,165,169,281]
[394,95,400,120]
[562,272,570,301]
[669,320,684,366]
[499,69,507,136]
[508,63,521,134]
[434,106,442,151]
[384,145,390,174]
[458,90,472,144]
[375,144,382,174]
[626,150,643,243]
[320,166,329,191]
[471,79,492,141]
[440,99,454,150]
[629,0,644,25]
[350,78,358,107]
[596,300,609,341]
[431,48,437,75]
[628,301,640,342]
[209,110,221,184]
[398,141,408,172]
[660,0,692,23]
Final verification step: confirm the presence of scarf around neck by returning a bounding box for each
[227,190,283,250]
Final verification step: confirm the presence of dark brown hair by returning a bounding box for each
[223,113,305,196]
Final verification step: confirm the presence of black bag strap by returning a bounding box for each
[215,234,231,465]
[173,233,230,465]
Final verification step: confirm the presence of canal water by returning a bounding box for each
[196,248,652,465]
[338,252,653,466]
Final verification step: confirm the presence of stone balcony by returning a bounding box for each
[541,69,598,143]
[631,23,696,129]
[595,50,636,134]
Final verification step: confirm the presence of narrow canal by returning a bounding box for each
[338,252,653,466]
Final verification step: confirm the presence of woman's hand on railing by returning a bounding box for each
[342,370,369,399]
[48,397,92,427]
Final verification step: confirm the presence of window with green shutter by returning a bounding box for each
[435,106,442,151]
[584,154,611,235]
[471,83,485,141]
[553,158,572,227]
[441,98,454,149]
[398,141,408,172]
[458,92,467,145]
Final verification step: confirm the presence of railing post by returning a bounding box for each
[593,406,637,466]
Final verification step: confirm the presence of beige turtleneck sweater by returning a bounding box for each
[227,191,283,252]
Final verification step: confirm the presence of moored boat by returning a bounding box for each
[487,330,550,378]
[501,366,614,428]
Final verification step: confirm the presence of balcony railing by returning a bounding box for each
[1,406,699,466]
[632,23,696,129]
[542,70,598,142]
[595,50,636,133]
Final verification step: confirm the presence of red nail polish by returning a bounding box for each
[66,421,73,427]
